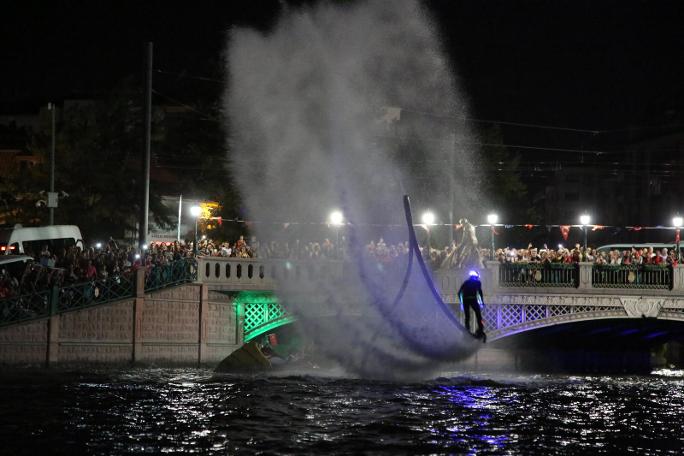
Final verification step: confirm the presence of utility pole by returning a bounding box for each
[140,42,153,250]
[48,102,56,225]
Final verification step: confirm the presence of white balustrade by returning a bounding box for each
[195,257,684,298]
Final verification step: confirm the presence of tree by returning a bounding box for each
[19,81,173,241]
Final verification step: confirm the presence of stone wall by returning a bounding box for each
[0,272,241,367]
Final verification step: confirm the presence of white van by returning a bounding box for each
[0,225,84,255]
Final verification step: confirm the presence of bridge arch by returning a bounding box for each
[233,291,296,342]
[481,296,684,342]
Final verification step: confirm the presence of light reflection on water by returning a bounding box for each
[1,368,684,454]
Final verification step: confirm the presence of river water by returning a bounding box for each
[1,367,683,455]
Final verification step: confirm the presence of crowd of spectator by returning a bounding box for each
[3,232,681,300]
[198,235,681,270]
[493,244,678,267]
[0,239,197,299]
[197,236,345,261]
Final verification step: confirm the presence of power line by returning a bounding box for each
[153,67,663,136]
[399,107,602,134]
[154,68,224,84]
[151,89,221,122]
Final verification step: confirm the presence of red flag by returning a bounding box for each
[591,225,604,231]
[560,225,570,241]
[524,224,534,231]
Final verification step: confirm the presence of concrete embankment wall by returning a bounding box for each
[0,281,242,367]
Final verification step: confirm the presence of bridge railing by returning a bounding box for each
[195,257,684,296]
[591,264,672,290]
[498,263,578,288]
[0,258,197,327]
[488,261,682,293]
[145,258,198,292]
[195,257,344,289]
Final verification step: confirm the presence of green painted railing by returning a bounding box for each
[499,263,578,288]
[0,258,197,327]
[592,264,672,289]
[57,273,136,313]
[145,259,198,292]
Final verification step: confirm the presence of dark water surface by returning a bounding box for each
[1,367,683,455]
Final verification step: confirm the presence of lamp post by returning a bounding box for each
[487,213,498,260]
[579,213,591,250]
[190,205,202,254]
[329,210,344,259]
[673,216,682,263]
[421,211,435,253]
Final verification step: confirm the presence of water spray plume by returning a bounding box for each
[226,0,482,379]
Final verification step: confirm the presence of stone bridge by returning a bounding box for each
[196,257,684,342]
[3,257,684,366]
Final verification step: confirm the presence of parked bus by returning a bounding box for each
[0,225,84,255]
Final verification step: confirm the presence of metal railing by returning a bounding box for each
[592,264,672,289]
[58,273,136,312]
[0,289,51,326]
[498,262,578,288]
[0,258,197,327]
[145,258,197,292]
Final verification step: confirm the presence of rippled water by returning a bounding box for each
[1,368,684,455]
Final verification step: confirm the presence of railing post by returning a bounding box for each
[673,264,684,292]
[46,285,60,366]
[132,267,146,363]
[195,257,205,284]
[485,261,500,294]
[578,262,593,290]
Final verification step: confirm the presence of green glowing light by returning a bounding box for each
[234,291,296,342]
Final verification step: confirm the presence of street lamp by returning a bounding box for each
[579,213,591,249]
[329,210,344,259]
[673,216,682,262]
[329,210,344,226]
[190,205,202,254]
[421,211,436,252]
[487,213,498,260]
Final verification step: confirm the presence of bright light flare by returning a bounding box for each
[421,211,436,226]
[329,210,344,226]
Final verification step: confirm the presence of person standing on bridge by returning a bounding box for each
[458,270,487,343]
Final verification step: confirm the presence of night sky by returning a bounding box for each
[2,0,681,132]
